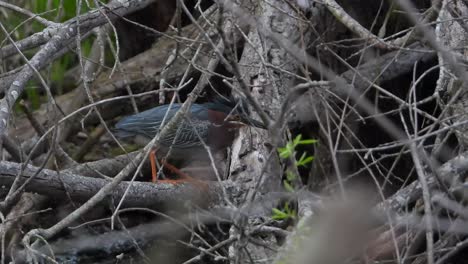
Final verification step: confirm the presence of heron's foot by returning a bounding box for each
[156,179,191,184]
[149,150,207,189]
[163,162,208,188]
[154,176,208,191]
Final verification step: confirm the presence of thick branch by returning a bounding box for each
[0,161,228,209]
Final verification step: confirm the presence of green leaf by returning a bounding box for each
[300,156,315,166]
[278,142,294,159]
[298,152,307,161]
[278,147,290,158]
[272,208,289,220]
[298,139,318,145]
[279,136,317,162]
[283,180,294,192]
[296,152,315,167]
[293,134,302,147]
[286,170,296,181]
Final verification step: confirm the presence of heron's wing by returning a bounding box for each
[114,104,182,138]
[165,104,213,148]
[165,118,210,148]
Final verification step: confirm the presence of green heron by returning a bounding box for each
[114,97,264,183]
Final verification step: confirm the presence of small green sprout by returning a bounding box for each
[283,171,297,192]
[296,152,314,167]
[274,135,317,219]
[277,134,317,160]
[272,203,296,221]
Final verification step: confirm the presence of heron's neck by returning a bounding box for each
[207,109,228,125]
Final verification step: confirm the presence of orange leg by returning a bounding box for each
[148,149,206,188]
[162,162,192,181]
[149,149,188,183]
[165,163,210,190]
[149,150,159,183]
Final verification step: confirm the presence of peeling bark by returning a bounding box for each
[226,0,313,262]
[436,0,468,149]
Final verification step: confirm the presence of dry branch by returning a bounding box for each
[2,0,467,263]
[0,0,160,143]
[377,150,468,213]
[12,220,183,263]
[0,161,228,209]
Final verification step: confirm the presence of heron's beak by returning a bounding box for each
[239,115,266,129]
[225,113,266,129]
